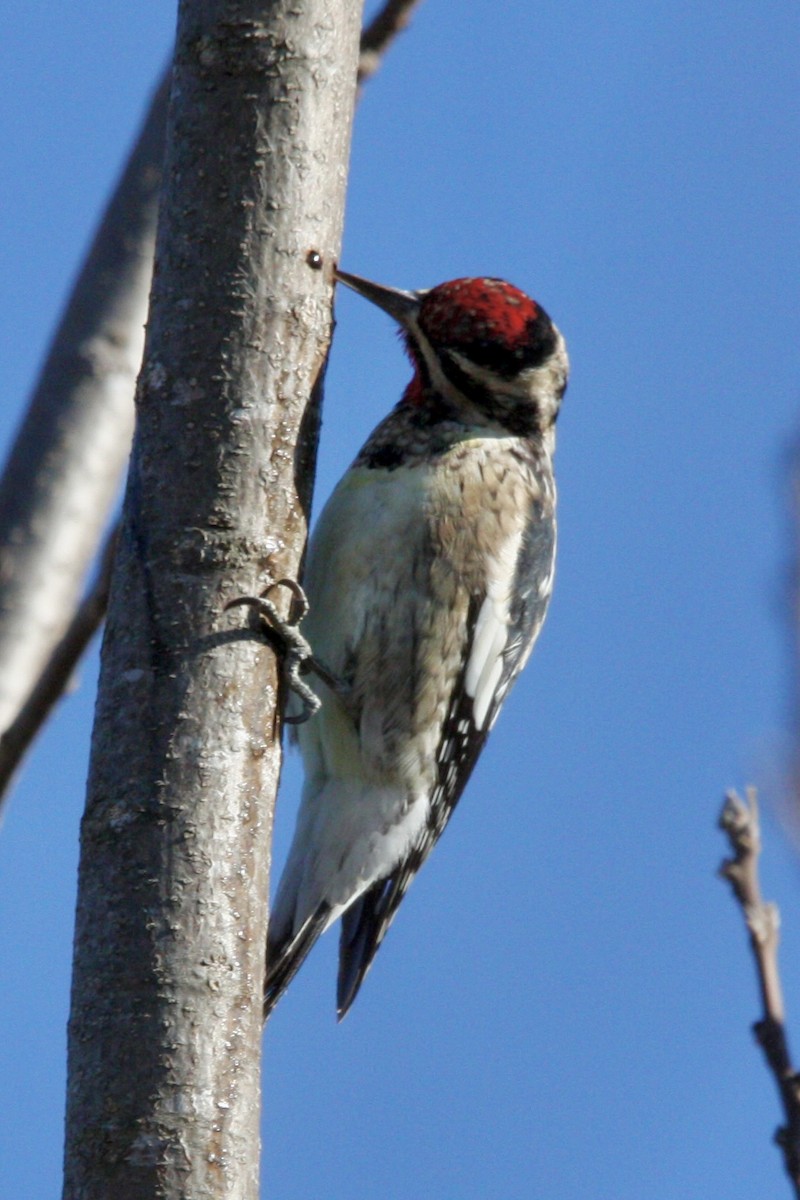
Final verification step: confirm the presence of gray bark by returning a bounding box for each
[62,1,363,1197]
[0,0,425,809]
[0,69,169,769]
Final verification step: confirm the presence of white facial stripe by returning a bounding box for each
[449,332,568,401]
[447,351,510,391]
[406,317,466,405]
[404,323,568,433]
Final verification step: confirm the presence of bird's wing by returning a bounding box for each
[336,614,487,1017]
[337,506,556,1017]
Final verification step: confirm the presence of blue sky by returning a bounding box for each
[2,2,800,1196]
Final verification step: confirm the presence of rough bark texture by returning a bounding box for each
[0,69,169,756]
[62,2,363,1197]
[0,0,426,810]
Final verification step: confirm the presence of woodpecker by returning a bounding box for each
[263,268,569,1020]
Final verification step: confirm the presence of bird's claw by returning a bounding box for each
[225,580,322,724]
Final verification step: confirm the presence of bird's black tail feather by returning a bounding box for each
[263,903,331,1021]
[337,872,410,1019]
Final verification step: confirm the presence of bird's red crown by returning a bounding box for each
[418,278,540,351]
[410,277,557,387]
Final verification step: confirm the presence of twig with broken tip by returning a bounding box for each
[719,787,800,1197]
[358,0,425,84]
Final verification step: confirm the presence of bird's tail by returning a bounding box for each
[263,903,331,1021]
[337,872,410,1020]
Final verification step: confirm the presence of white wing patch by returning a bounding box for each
[464,593,508,730]
[463,518,527,729]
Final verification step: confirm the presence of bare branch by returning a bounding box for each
[0,526,117,802]
[719,787,800,1196]
[358,0,425,84]
[0,66,169,777]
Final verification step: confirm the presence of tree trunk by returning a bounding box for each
[62,1,363,1196]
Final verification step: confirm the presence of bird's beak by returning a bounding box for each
[334,268,420,328]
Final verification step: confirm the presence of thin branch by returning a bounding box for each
[0,66,169,777]
[358,0,425,83]
[0,526,117,803]
[719,787,800,1196]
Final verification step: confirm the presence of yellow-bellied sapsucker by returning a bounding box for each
[264,269,569,1019]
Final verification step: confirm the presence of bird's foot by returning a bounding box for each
[225,579,341,724]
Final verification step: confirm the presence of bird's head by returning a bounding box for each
[335,269,568,436]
